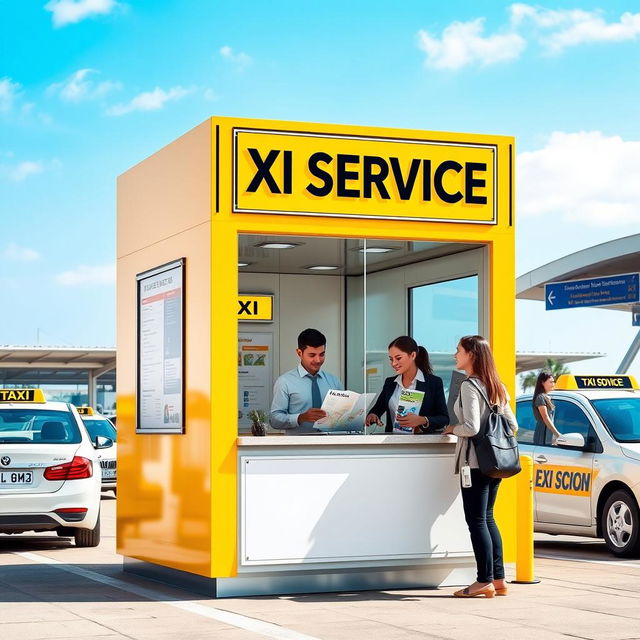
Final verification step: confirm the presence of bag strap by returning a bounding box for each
[463,377,499,413]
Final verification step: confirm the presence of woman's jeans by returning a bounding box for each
[461,469,505,583]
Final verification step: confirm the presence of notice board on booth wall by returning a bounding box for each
[238,332,273,431]
[136,259,185,434]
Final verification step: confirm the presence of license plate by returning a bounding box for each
[0,470,33,486]
[102,469,116,479]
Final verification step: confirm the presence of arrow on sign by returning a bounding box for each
[547,290,556,306]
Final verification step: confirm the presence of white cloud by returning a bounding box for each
[48,68,121,102]
[0,77,21,112]
[518,131,640,227]
[55,263,115,286]
[418,6,640,70]
[511,4,640,54]
[45,0,119,28]
[3,244,40,262]
[106,86,191,116]
[220,45,252,71]
[203,88,218,102]
[417,18,526,70]
[8,161,44,182]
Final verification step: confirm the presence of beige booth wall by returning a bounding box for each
[116,121,212,576]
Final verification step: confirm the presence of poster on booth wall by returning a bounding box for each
[238,332,273,431]
[137,259,184,434]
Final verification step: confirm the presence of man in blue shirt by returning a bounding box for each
[270,328,344,434]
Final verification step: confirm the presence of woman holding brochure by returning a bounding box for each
[365,336,449,434]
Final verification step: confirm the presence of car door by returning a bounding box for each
[533,398,597,527]
[515,399,541,520]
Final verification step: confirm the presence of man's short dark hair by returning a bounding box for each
[297,328,326,351]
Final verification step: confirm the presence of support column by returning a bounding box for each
[616,329,640,374]
[88,370,97,408]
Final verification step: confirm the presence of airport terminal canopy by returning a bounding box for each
[516,233,640,312]
[0,347,116,403]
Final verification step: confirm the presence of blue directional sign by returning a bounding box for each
[545,273,640,311]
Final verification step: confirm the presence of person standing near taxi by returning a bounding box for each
[442,335,518,598]
[270,328,343,434]
[365,336,448,433]
[533,371,561,444]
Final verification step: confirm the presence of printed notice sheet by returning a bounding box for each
[238,332,273,430]
[314,389,375,432]
[137,261,183,433]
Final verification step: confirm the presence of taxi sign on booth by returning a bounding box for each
[233,128,497,224]
[238,294,273,322]
[0,388,46,403]
[555,375,639,390]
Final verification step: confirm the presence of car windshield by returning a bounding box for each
[83,418,117,442]
[591,398,640,443]
[0,409,81,444]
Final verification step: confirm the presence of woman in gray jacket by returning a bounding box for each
[443,335,518,598]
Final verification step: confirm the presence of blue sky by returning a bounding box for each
[2,1,640,379]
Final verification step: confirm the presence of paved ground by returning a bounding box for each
[1,495,639,640]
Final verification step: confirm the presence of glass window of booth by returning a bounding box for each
[238,234,485,436]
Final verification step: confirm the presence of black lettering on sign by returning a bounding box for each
[246,148,283,194]
[282,150,292,194]
[336,154,360,198]
[434,160,463,204]
[362,156,390,199]
[238,300,252,316]
[465,162,488,205]
[306,152,333,197]
[390,157,421,201]
[0,389,32,402]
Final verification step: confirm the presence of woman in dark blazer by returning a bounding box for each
[365,335,449,433]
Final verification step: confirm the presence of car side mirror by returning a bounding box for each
[94,435,113,449]
[556,432,585,449]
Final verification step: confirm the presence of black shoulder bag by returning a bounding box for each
[464,379,521,479]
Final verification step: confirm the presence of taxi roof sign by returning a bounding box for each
[76,406,95,416]
[0,388,46,403]
[555,375,639,391]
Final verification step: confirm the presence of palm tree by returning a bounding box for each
[520,358,571,393]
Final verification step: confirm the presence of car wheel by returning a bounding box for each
[74,512,101,548]
[602,490,640,557]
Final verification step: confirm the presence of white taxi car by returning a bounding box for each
[76,407,116,493]
[0,388,106,547]
[516,374,640,557]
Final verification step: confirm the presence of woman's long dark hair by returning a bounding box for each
[388,335,433,376]
[459,335,507,406]
[533,371,555,412]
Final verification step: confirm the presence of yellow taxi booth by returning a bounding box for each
[116,116,516,597]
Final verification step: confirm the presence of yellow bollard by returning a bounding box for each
[513,454,540,584]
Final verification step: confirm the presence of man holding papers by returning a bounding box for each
[365,335,449,434]
[270,328,343,434]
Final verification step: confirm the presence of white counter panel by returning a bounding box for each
[240,453,470,566]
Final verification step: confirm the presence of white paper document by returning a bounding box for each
[314,389,375,432]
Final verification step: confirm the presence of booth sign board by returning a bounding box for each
[238,294,273,322]
[233,128,497,224]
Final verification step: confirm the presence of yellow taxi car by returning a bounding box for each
[516,375,640,557]
[76,407,117,493]
[0,389,106,546]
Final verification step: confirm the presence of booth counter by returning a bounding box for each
[116,116,516,597]
[229,434,470,597]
